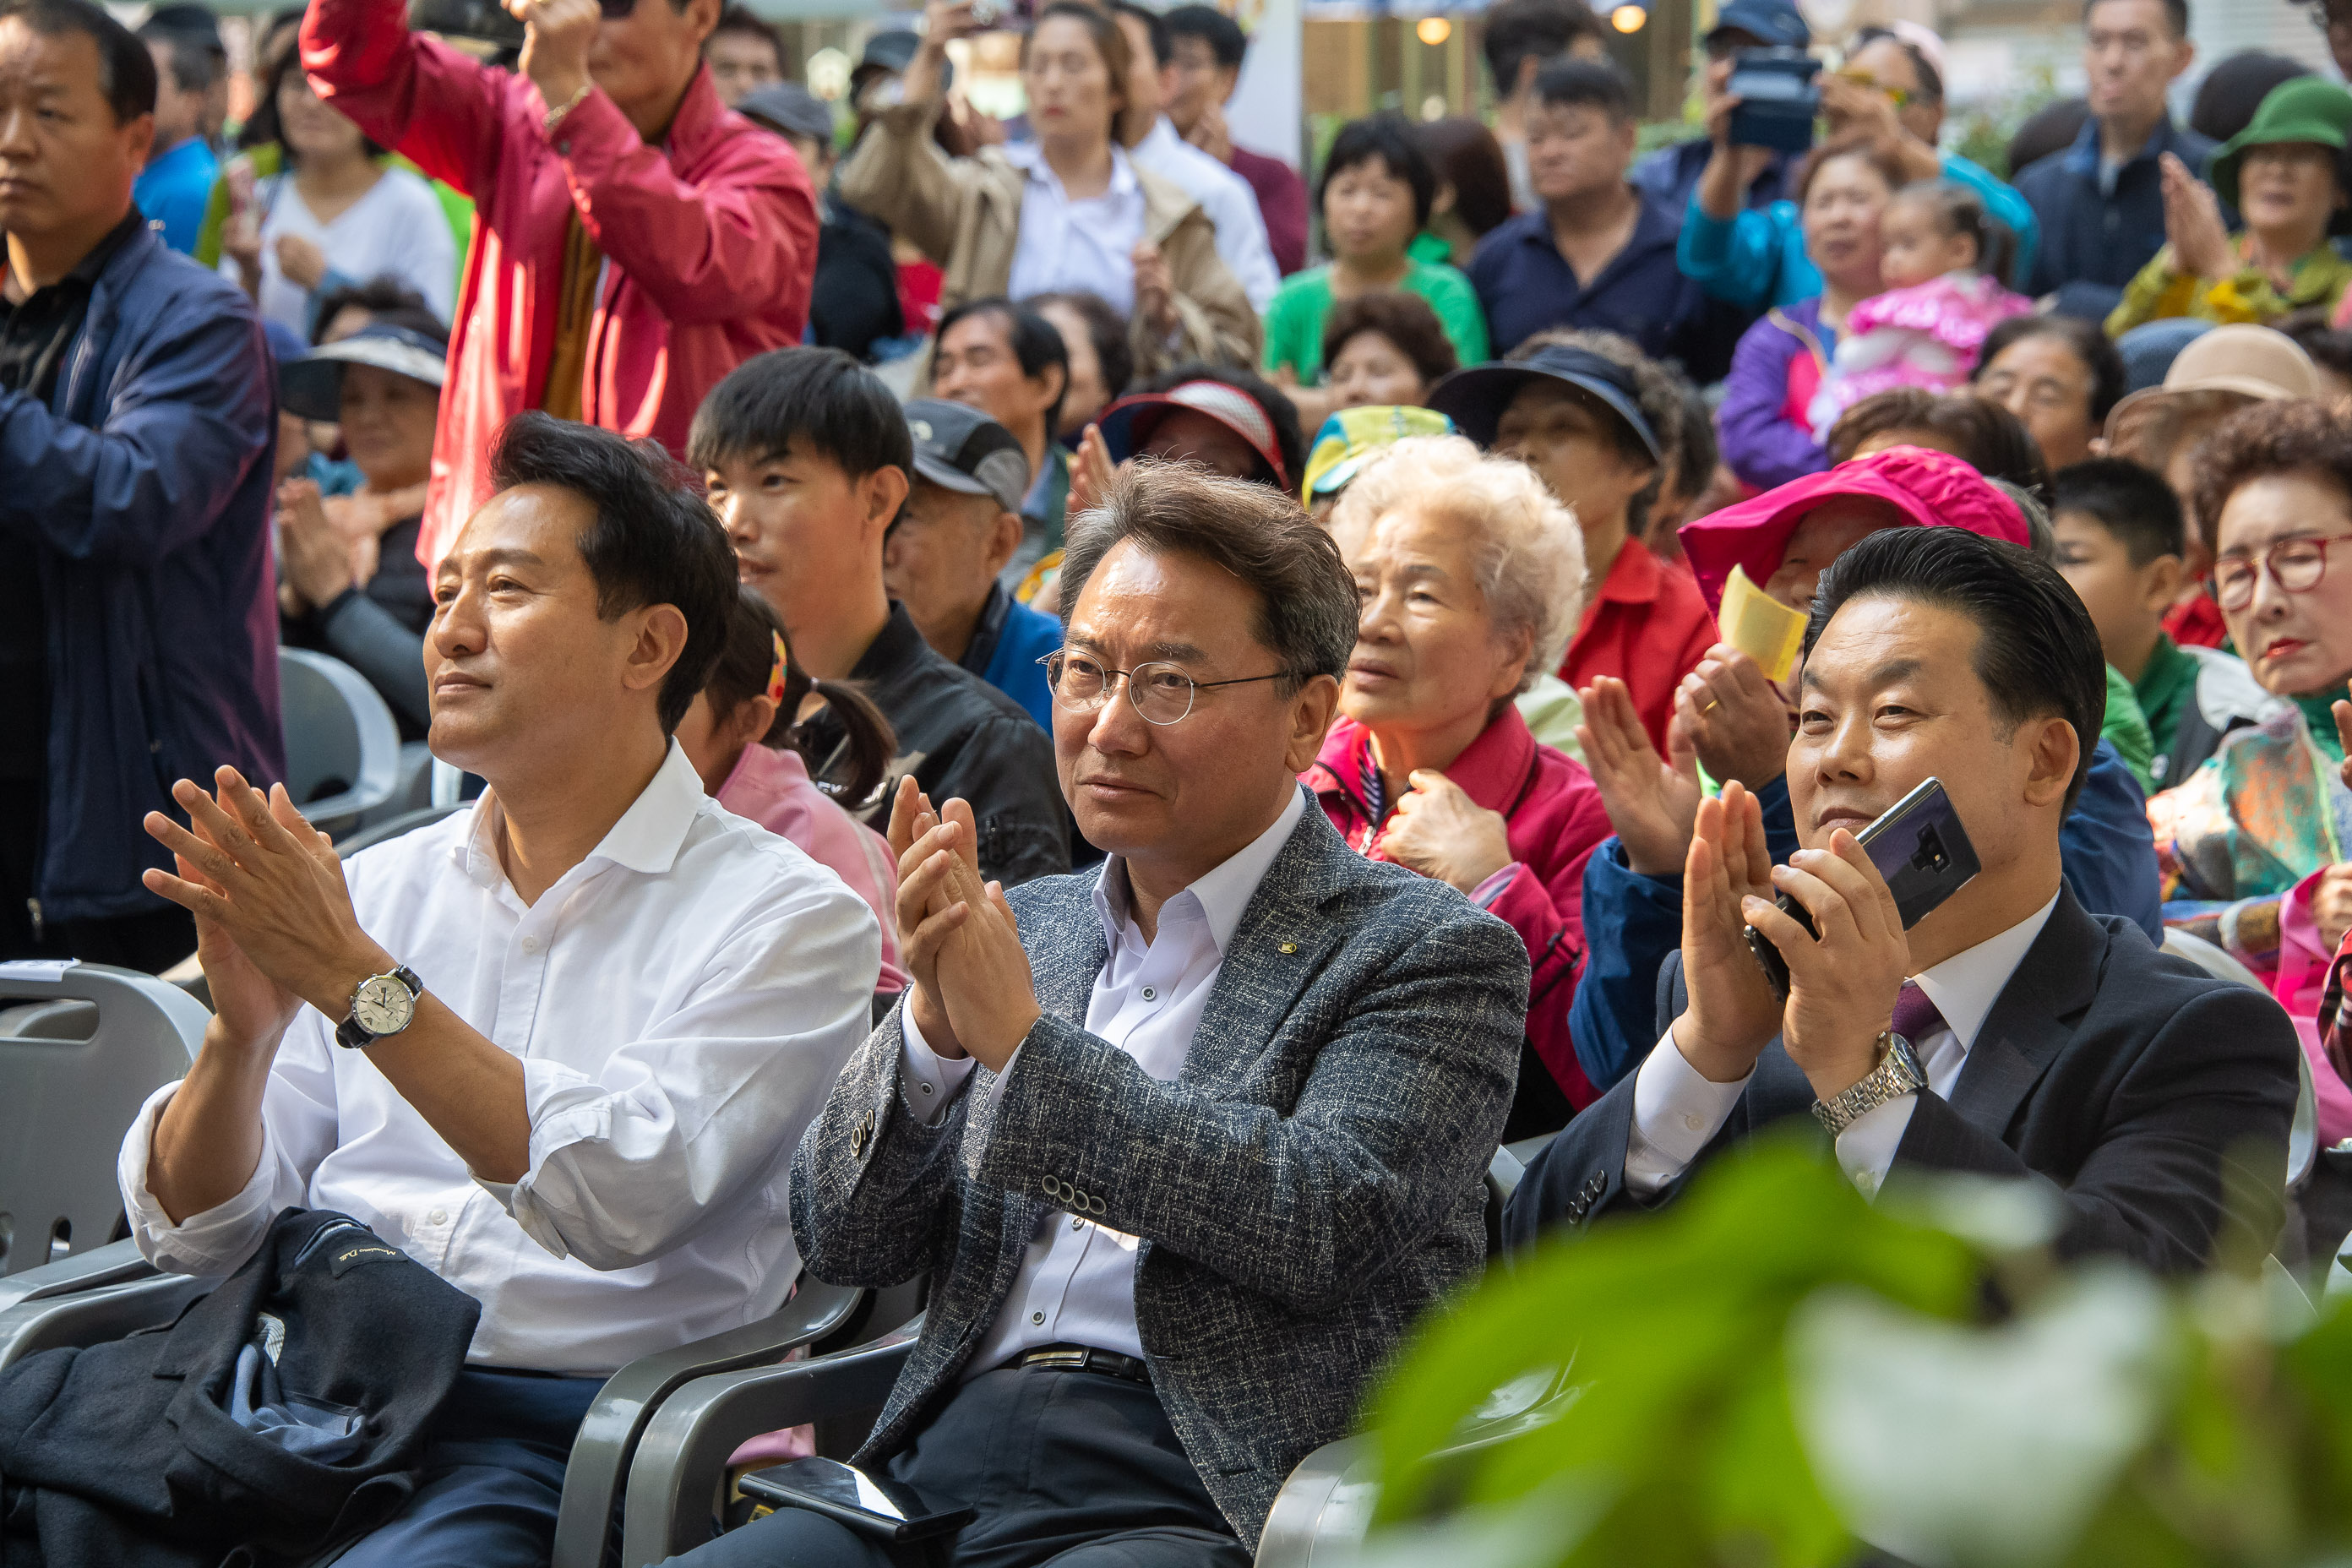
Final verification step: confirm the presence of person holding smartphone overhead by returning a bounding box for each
[299,0,820,569]
[1505,526,2299,1274]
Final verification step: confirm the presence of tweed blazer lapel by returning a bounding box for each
[1181,807,1355,1091]
[1946,890,2104,1136]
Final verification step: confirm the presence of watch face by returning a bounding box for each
[352,974,416,1037]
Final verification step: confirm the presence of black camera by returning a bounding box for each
[409,0,524,47]
[1725,46,1821,154]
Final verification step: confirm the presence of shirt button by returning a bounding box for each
[1683,1113,1706,1132]
[521,936,541,954]
[1031,1310,1046,1325]
[427,1207,449,1225]
[1141,986,1157,1001]
[919,1082,934,1095]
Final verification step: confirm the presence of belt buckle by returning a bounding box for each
[1029,1346,1089,1372]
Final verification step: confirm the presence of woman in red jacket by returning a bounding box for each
[1301,435,1614,1137]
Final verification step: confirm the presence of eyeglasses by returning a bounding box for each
[599,0,637,16]
[2209,533,2352,612]
[1040,651,1293,726]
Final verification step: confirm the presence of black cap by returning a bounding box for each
[1426,345,1661,461]
[739,82,836,144]
[1707,0,1809,48]
[905,399,1031,513]
[852,29,951,95]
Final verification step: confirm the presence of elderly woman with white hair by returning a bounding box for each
[1301,435,1614,1137]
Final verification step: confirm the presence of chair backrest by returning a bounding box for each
[334,803,468,859]
[0,963,210,1276]
[2160,928,2317,1187]
[277,647,401,839]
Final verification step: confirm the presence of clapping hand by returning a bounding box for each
[275,477,357,614]
[1069,422,1121,518]
[1674,645,1794,790]
[1743,831,1912,1102]
[1576,676,1701,878]
[2160,152,2235,280]
[1378,771,1512,893]
[886,776,1039,1070]
[1669,781,1783,1083]
[1130,237,1179,342]
[504,0,596,117]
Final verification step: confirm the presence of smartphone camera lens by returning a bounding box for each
[1912,827,1948,874]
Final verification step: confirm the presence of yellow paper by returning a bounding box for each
[1717,564,1808,682]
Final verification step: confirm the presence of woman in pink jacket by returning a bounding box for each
[1300,436,1614,1137]
[678,588,908,1004]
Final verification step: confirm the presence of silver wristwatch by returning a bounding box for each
[1812,1032,1925,1137]
[335,965,422,1050]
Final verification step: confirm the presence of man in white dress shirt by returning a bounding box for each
[117,413,879,1567]
[669,464,1527,1565]
[1109,0,1280,312]
[1505,525,2298,1271]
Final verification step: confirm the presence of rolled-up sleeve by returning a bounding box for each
[489,878,880,1271]
[118,1016,343,1277]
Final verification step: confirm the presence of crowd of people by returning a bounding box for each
[2,0,2350,1558]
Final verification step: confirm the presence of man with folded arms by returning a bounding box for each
[119,415,879,1566]
[672,465,1528,1565]
[1507,526,2297,1271]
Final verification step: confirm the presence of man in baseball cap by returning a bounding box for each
[1630,0,1810,216]
[889,400,1063,728]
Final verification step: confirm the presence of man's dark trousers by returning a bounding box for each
[659,1364,1250,1567]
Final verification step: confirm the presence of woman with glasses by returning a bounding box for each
[838,0,1257,381]
[1298,436,1613,1138]
[2149,399,2352,995]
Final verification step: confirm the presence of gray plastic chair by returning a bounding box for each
[0,962,210,1278]
[2162,928,2317,1189]
[278,647,401,840]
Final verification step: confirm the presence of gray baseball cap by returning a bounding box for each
[905,399,1031,514]
[738,82,836,144]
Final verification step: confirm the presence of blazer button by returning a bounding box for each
[1041,1175,1058,1196]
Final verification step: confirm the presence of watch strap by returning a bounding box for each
[1811,1032,1925,1138]
[335,965,423,1050]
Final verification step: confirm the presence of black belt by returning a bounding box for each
[1002,1343,1151,1384]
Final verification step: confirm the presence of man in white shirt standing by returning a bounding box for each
[1109,0,1280,313]
[1505,525,2298,1272]
[117,413,879,1567]
[667,464,1527,1566]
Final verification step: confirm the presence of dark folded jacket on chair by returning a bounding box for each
[0,1208,480,1567]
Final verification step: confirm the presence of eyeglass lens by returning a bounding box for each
[1048,655,1196,725]
[2213,539,2333,611]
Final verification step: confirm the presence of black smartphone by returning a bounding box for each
[738,1458,975,1544]
[409,0,525,46]
[972,0,1037,29]
[1725,46,1821,154]
[1745,776,1980,1003]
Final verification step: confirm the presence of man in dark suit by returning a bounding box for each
[1506,526,2298,1272]
[674,466,1529,1565]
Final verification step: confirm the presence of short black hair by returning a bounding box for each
[1974,314,2129,427]
[1806,525,2107,809]
[1138,361,1307,496]
[2190,49,2313,144]
[1321,291,1459,389]
[1825,388,2053,499]
[688,346,914,482]
[936,296,1072,442]
[1481,0,1607,96]
[1532,54,1636,124]
[309,275,433,347]
[2083,0,2190,40]
[489,412,738,734]
[1318,112,1438,230]
[139,19,224,98]
[1164,3,1245,69]
[711,3,784,56]
[1109,0,1173,68]
[3,0,156,124]
[2051,456,2186,567]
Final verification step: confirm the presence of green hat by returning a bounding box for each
[2210,76,2352,229]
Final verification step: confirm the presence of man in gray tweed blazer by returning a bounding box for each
[668,466,1529,1566]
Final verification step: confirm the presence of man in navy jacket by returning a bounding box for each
[0,0,280,972]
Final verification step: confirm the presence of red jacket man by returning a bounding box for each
[304,0,818,564]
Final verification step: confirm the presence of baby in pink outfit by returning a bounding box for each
[1810,179,2034,441]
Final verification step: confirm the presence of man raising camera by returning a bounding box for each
[300,0,819,568]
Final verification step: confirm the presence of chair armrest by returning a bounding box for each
[549,1279,867,1568]
[617,1323,923,1568]
[1253,1433,1378,1568]
[0,1240,215,1373]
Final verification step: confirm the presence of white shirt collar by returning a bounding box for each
[1909,890,2061,1053]
[454,742,710,893]
[1003,137,1138,200]
[1092,783,1308,955]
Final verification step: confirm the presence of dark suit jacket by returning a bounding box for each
[789,802,1529,1544]
[1505,891,2299,1274]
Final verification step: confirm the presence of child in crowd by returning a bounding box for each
[2049,458,2282,792]
[677,587,908,1001]
[1809,180,2032,439]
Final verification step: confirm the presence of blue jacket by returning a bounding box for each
[2014,115,2218,321]
[1630,135,1794,220]
[4,224,281,924]
[1680,151,2042,313]
[962,580,1059,731]
[1568,740,2165,1094]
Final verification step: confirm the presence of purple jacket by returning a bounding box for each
[1715,294,1833,493]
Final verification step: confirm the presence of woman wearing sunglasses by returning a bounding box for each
[2148,400,2352,1013]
